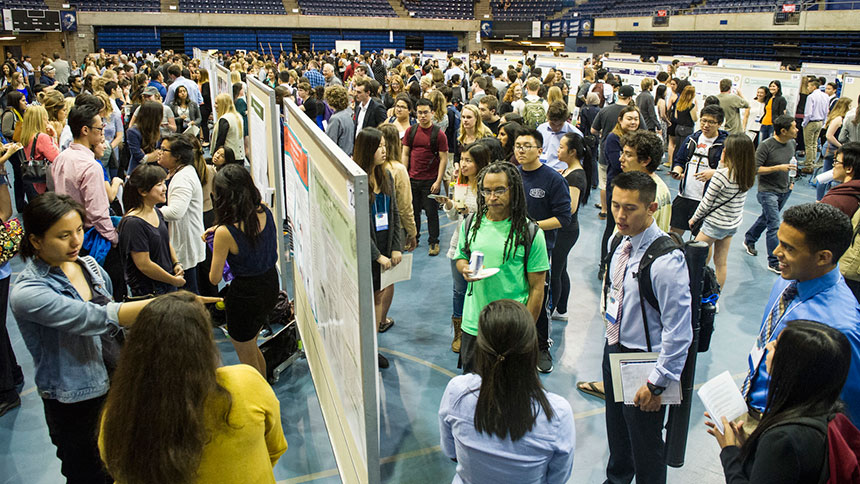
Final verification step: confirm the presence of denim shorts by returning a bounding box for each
[701,220,737,240]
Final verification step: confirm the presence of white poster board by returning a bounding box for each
[718,58,782,70]
[802,62,860,77]
[689,66,802,118]
[214,63,230,98]
[534,56,584,87]
[282,99,380,483]
[421,51,449,70]
[603,61,662,94]
[335,40,361,54]
[606,52,641,62]
[489,53,524,72]
[843,76,860,105]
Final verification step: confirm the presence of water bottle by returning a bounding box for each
[788,157,797,179]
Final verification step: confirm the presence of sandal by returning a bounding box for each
[576,381,605,400]
[593,203,602,209]
[598,212,607,219]
[378,318,395,333]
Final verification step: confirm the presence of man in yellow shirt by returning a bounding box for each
[620,130,672,232]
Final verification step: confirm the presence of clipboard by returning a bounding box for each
[609,352,682,405]
[379,253,413,289]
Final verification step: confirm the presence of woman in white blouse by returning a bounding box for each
[157,133,206,294]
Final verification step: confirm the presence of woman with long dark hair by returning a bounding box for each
[9,193,210,483]
[1,90,26,211]
[99,291,286,484]
[208,164,279,376]
[126,100,163,174]
[158,134,205,294]
[708,320,850,483]
[759,80,786,142]
[439,299,575,483]
[118,164,184,297]
[551,133,592,321]
[498,121,526,165]
[354,127,402,369]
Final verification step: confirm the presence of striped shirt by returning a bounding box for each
[692,168,748,231]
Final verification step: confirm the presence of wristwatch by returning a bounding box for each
[647,381,666,396]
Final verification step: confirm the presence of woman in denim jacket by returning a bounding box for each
[9,193,216,483]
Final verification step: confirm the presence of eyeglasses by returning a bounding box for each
[395,104,408,110]
[514,144,537,152]
[416,110,431,116]
[834,160,844,166]
[88,125,105,132]
[480,187,509,197]
[699,119,720,126]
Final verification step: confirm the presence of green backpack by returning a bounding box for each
[522,98,547,130]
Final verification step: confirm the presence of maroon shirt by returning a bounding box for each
[821,179,860,218]
[403,124,448,181]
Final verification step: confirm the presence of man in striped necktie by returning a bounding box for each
[601,171,692,484]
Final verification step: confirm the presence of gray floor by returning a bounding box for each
[0,165,823,483]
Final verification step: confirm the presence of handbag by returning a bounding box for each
[690,189,740,236]
[0,217,23,264]
[675,123,694,139]
[21,133,48,184]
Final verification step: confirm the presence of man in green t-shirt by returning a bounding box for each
[455,162,550,373]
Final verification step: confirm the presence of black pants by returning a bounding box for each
[410,178,440,245]
[42,395,113,484]
[0,276,22,402]
[551,223,580,314]
[8,151,25,212]
[600,190,616,273]
[602,343,667,484]
[534,267,551,352]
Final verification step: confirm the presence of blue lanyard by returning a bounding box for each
[374,193,389,217]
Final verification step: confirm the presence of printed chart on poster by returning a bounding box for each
[215,63,230,98]
[247,77,279,205]
[248,93,269,198]
[282,99,379,483]
[603,61,662,95]
[843,76,860,107]
[717,58,781,70]
[422,51,449,70]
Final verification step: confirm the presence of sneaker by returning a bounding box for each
[378,353,389,369]
[0,395,21,417]
[743,241,757,257]
[537,349,553,373]
[551,309,568,321]
[767,264,782,275]
[429,243,440,256]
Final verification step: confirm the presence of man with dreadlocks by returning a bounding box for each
[454,162,550,374]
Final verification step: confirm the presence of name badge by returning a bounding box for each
[749,341,765,372]
[375,211,389,231]
[605,286,621,325]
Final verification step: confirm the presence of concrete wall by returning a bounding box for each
[595,10,860,32]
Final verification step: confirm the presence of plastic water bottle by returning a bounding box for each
[788,157,797,179]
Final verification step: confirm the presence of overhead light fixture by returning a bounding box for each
[0,37,16,41]
[547,42,563,47]
[409,11,415,16]
[484,14,489,18]
[292,8,298,12]
[169,5,177,9]
[62,3,70,8]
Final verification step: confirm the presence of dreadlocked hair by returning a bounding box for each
[465,162,531,263]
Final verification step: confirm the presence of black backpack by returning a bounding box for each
[406,124,440,160]
[603,232,684,352]
[461,213,539,277]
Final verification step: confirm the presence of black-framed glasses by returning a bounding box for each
[514,144,537,151]
[88,125,105,132]
[480,187,509,197]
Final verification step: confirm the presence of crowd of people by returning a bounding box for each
[0,46,858,484]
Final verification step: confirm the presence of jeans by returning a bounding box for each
[8,151,25,212]
[745,190,792,266]
[410,178,440,245]
[536,268,551,351]
[181,263,200,295]
[816,154,834,200]
[759,124,774,143]
[603,343,667,484]
[42,395,113,484]
[450,258,467,319]
[551,223,580,314]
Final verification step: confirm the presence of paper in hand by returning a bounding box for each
[697,371,748,433]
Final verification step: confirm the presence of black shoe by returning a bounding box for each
[259,323,273,339]
[0,395,21,417]
[13,366,23,386]
[743,241,757,257]
[767,263,782,275]
[597,265,606,281]
[537,349,553,373]
[378,353,389,369]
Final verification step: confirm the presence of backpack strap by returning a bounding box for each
[636,233,685,352]
[407,124,440,159]
[602,233,625,310]
[522,219,538,276]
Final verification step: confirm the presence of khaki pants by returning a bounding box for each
[804,120,823,167]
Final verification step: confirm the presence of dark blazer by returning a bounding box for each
[355,98,387,132]
[769,94,788,120]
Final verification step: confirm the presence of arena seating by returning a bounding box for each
[180,0,287,14]
[297,0,397,17]
[402,0,473,19]
[1,0,48,9]
[72,0,160,12]
[492,0,565,21]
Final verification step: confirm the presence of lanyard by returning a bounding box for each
[373,193,388,217]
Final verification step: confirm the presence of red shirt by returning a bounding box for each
[404,124,448,181]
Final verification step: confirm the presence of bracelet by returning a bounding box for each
[173,261,182,267]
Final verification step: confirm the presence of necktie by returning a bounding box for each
[606,239,633,346]
[741,281,798,397]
